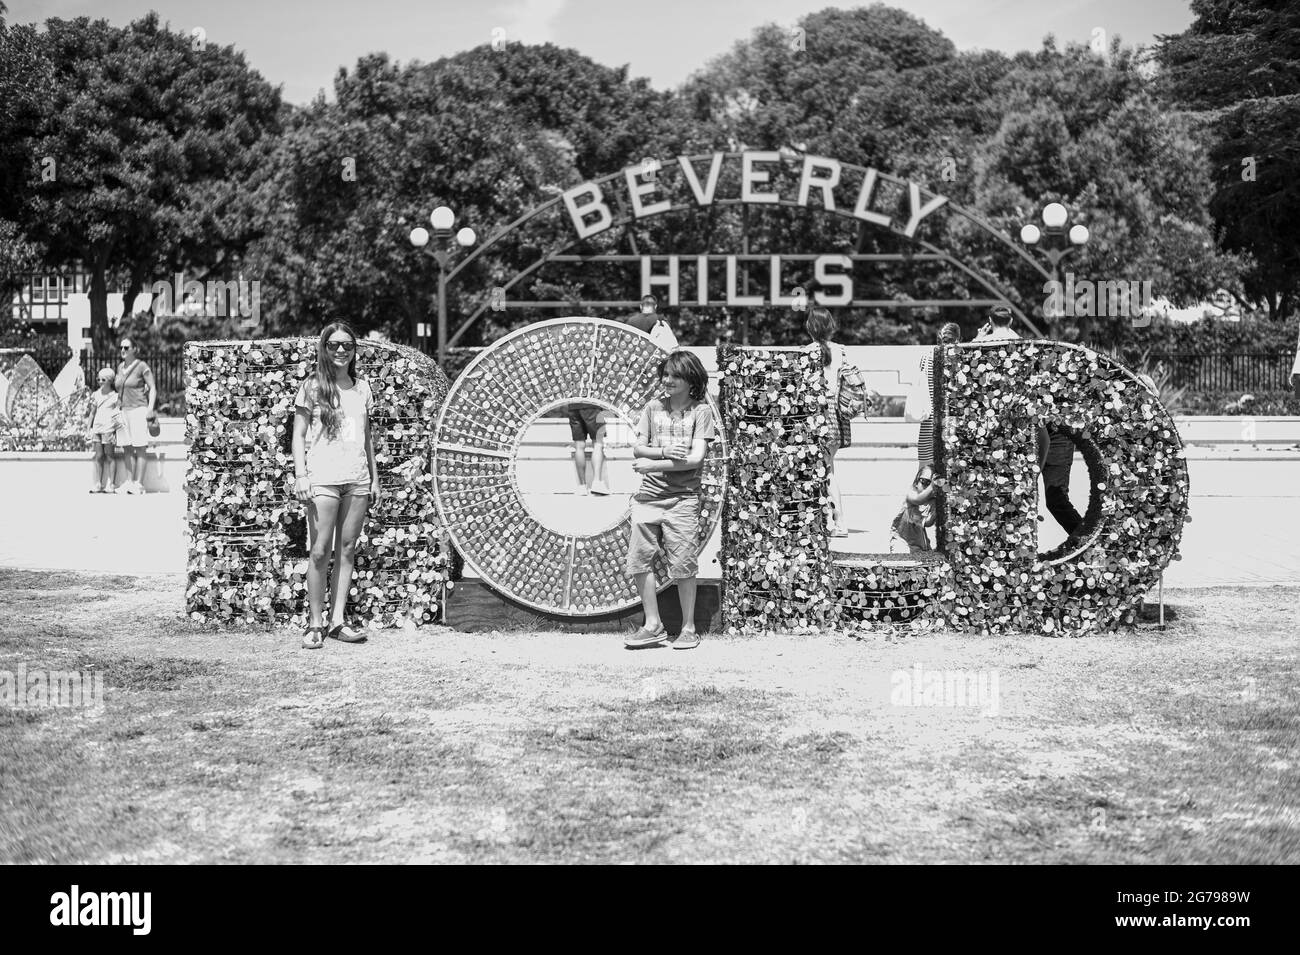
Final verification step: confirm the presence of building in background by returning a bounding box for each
[10,268,153,351]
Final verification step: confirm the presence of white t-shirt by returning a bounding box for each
[296,378,374,485]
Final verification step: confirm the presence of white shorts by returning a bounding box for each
[121,406,151,448]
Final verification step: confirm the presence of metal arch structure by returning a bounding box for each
[441,152,1053,350]
[432,317,727,616]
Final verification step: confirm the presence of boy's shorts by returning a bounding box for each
[92,431,116,448]
[311,481,371,500]
[626,496,700,579]
[567,405,604,441]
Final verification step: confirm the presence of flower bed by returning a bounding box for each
[0,353,89,451]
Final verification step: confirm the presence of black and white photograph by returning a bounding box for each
[0,0,1295,899]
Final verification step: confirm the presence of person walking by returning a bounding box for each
[917,322,961,468]
[567,402,609,495]
[624,294,679,351]
[805,307,850,536]
[114,338,157,493]
[291,323,381,650]
[1043,429,1082,537]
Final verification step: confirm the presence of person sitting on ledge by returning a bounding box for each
[890,466,937,554]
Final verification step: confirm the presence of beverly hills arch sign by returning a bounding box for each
[561,151,949,307]
[441,151,1052,356]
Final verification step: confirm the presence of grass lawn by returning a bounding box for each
[1,568,1297,864]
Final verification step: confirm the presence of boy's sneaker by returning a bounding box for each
[624,623,666,648]
[576,485,590,496]
[590,480,611,496]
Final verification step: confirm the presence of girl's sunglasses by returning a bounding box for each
[325,341,355,352]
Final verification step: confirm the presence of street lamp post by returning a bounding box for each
[409,205,476,366]
[1020,202,1089,323]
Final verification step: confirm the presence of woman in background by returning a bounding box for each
[917,322,961,468]
[805,307,850,537]
[114,338,157,493]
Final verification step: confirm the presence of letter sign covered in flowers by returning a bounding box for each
[185,338,451,628]
[930,340,1190,633]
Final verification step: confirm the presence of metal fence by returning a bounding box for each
[1146,352,1295,391]
[80,351,187,405]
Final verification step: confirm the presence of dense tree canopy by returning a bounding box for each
[1156,0,1300,323]
[4,12,282,345]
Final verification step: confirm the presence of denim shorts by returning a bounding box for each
[311,481,371,500]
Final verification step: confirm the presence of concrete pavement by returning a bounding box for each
[3,441,1297,590]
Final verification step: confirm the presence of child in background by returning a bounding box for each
[86,368,121,493]
[890,466,937,553]
[624,350,715,650]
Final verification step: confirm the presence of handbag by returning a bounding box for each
[836,347,868,420]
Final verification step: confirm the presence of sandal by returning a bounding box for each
[301,626,325,650]
[327,622,367,643]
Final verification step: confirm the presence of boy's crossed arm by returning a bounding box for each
[633,439,708,472]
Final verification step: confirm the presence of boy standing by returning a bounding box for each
[625,350,715,650]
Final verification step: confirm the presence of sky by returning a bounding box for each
[10,0,1196,104]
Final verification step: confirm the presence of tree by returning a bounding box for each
[20,13,282,347]
[0,11,47,297]
[967,42,1247,343]
[242,43,684,348]
[1156,0,1300,322]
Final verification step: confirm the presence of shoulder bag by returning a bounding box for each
[836,347,868,420]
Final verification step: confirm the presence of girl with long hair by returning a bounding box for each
[805,307,849,537]
[291,323,381,649]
